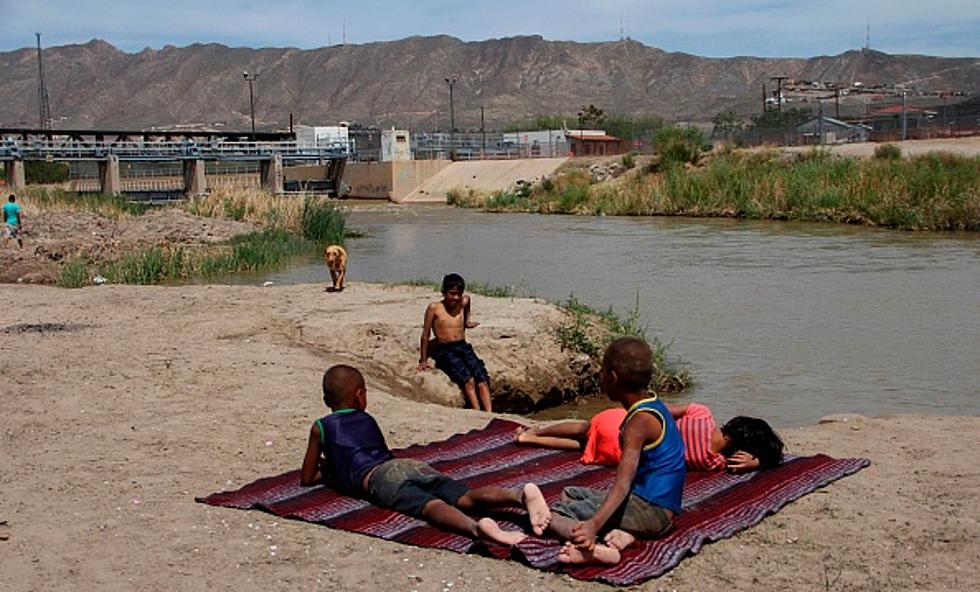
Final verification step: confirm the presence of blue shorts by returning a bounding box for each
[429,340,489,388]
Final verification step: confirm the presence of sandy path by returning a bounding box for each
[779,135,980,157]
[1,283,977,591]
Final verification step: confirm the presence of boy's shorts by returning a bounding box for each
[4,224,20,239]
[429,340,489,388]
[366,458,470,518]
[552,486,673,538]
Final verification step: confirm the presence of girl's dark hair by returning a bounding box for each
[441,273,465,292]
[721,416,785,469]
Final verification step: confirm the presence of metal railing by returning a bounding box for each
[0,138,351,161]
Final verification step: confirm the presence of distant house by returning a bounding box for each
[867,105,930,133]
[563,132,631,156]
[796,117,870,144]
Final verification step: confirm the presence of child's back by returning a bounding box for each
[314,409,393,495]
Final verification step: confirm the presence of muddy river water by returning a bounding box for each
[252,204,980,427]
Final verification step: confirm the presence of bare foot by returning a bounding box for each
[476,517,526,546]
[558,542,621,565]
[514,426,537,444]
[522,483,551,535]
[603,529,636,551]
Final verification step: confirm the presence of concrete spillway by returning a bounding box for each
[399,158,568,203]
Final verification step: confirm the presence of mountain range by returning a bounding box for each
[1,36,978,131]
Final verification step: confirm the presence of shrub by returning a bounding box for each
[874,143,902,160]
[25,161,70,184]
[654,127,706,165]
[621,151,637,169]
[57,258,90,288]
[300,196,347,245]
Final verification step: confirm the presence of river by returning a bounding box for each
[251,204,980,427]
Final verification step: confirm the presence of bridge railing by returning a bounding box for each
[0,139,351,161]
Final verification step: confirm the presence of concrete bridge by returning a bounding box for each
[0,128,348,196]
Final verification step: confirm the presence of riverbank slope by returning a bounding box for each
[1,283,977,591]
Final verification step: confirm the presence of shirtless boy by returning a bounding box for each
[417,273,492,411]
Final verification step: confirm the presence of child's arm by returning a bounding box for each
[417,303,436,371]
[300,422,325,486]
[666,403,689,419]
[569,412,662,550]
[463,295,479,329]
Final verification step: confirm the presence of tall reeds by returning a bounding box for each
[458,150,980,230]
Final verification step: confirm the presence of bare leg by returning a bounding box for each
[457,483,550,536]
[336,268,345,291]
[421,499,521,544]
[515,431,584,451]
[546,512,578,540]
[558,541,621,565]
[476,380,492,412]
[603,529,636,551]
[461,378,479,410]
[476,517,526,546]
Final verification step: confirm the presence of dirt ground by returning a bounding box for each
[779,135,980,157]
[0,208,254,284]
[1,282,977,592]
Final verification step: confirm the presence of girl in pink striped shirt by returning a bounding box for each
[516,402,784,472]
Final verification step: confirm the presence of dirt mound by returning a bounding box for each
[0,208,255,284]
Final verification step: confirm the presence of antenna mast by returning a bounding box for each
[36,33,52,130]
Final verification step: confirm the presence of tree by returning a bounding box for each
[577,104,606,128]
[711,110,745,139]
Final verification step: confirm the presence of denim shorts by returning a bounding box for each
[365,458,470,518]
[552,486,673,538]
[429,340,489,387]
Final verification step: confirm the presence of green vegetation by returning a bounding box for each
[25,161,70,184]
[621,151,637,170]
[57,229,315,287]
[299,196,348,244]
[451,149,980,231]
[555,295,690,393]
[874,143,902,160]
[392,277,532,299]
[19,186,151,217]
[653,126,707,166]
[57,258,90,289]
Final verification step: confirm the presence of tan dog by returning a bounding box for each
[324,245,348,292]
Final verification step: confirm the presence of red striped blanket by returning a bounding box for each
[198,418,869,585]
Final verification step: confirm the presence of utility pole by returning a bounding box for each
[36,33,52,130]
[770,76,790,116]
[480,105,486,153]
[901,91,908,141]
[445,76,458,153]
[834,88,841,119]
[818,100,825,145]
[243,71,257,140]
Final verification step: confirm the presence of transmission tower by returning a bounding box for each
[36,33,52,130]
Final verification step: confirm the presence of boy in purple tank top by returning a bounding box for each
[541,337,686,565]
[299,364,551,546]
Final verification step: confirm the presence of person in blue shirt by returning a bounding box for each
[3,195,23,249]
[544,337,686,565]
[299,364,551,545]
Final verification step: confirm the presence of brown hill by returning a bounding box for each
[1,36,977,130]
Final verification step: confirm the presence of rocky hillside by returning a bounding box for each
[1,36,977,130]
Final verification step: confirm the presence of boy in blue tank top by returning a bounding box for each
[544,337,686,565]
[299,364,551,546]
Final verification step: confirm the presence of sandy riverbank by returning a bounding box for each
[1,282,977,591]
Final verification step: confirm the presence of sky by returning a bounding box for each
[2,0,978,58]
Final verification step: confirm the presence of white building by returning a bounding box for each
[381,129,412,161]
[295,124,350,150]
